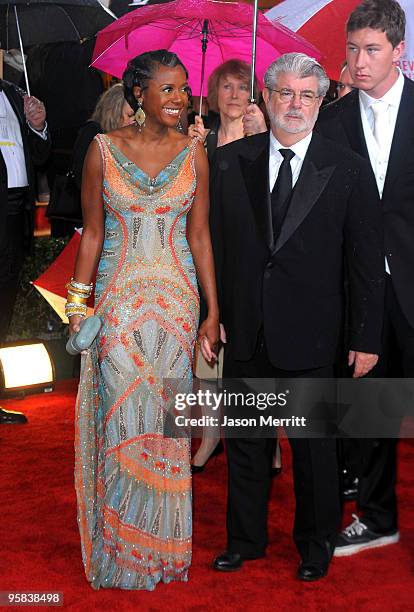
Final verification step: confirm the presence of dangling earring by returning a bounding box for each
[135,98,146,131]
[176,110,184,133]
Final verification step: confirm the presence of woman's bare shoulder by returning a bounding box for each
[106,124,138,144]
[169,128,191,147]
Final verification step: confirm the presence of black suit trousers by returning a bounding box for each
[355,275,414,532]
[0,192,27,342]
[223,338,341,565]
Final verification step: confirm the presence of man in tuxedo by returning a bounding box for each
[317,0,412,556]
[0,79,50,423]
[210,52,384,581]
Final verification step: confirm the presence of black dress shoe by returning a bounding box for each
[191,440,224,474]
[0,407,27,424]
[213,551,243,572]
[297,562,328,582]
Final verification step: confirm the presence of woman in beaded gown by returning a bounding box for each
[68,51,219,591]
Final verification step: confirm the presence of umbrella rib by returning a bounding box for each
[146,17,203,35]
[54,5,82,41]
[91,34,128,66]
[6,4,10,50]
[207,23,226,63]
[177,17,203,38]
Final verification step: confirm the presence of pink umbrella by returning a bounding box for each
[91,0,321,96]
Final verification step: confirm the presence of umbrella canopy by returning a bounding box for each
[0,0,115,49]
[265,0,365,80]
[267,0,414,81]
[91,0,321,93]
[33,231,94,324]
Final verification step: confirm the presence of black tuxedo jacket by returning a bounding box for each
[317,77,414,329]
[210,131,385,371]
[0,79,51,251]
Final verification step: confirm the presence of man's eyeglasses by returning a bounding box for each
[267,88,321,106]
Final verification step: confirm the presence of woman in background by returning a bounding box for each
[188,59,266,158]
[48,84,135,236]
[188,60,268,472]
[72,83,135,190]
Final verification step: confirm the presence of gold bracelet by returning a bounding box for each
[67,288,89,301]
[66,293,88,305]
[69,278,93,294]
[65,281,92,299]
[65,300,87,310]
[65,302,87,318]
[65,284,91,298]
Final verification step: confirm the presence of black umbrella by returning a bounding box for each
[110,0,173,19]
[0,0,116,93]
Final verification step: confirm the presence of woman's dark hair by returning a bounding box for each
[122,49,189,112]
[347,0,405,48]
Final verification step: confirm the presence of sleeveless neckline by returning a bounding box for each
[102,134,191,184]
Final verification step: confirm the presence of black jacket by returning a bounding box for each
[210,131,385,370]
[72,120,103,190]
[317,76,414,329]
[0,79,51,251]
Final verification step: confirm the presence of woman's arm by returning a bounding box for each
[187,141,220,360]
[68,139,105,334]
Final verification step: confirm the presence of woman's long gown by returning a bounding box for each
[74,134,199,590]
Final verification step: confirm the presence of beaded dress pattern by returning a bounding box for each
[74,134,199,590]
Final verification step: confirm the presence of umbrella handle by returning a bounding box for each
[198,19,209,117]
[13,6,30,96]
[245,0,259,135]
[250,0,259,104]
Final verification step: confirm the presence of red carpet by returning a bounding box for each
[1,380,413,611]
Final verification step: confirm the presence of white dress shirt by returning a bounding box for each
[359,68,404,273]
[269,130,313,192]
[0,91,28,188]
[0,90,48,189]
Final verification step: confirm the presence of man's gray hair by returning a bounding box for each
[264,53,330,98]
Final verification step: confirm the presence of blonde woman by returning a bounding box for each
[72,83,135,190]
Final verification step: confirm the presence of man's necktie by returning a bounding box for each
[271,148,295,241]
[371,101,387,150]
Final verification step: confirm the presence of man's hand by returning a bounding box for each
[348,350,379,378]
[242,103,267,136]
[24,95,46,131]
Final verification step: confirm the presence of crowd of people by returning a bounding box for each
[1,0,413,594]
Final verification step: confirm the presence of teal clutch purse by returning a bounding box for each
[66,315,102,355]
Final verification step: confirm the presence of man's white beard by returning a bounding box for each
[269,107,319,135]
